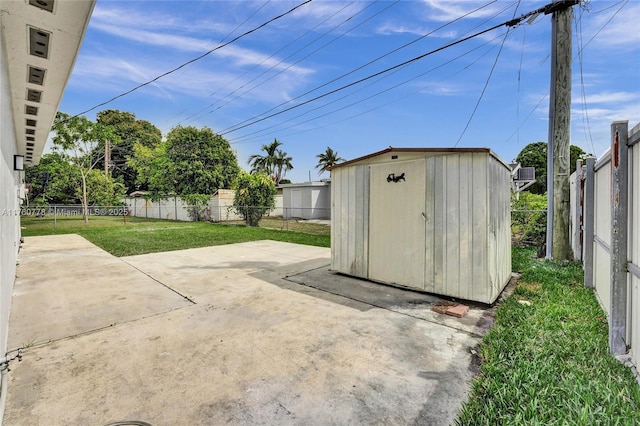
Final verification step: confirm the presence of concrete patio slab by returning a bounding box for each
[4,236,491,426]
[8,234,193,350]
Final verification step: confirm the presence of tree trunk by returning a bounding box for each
[81,169,89,223]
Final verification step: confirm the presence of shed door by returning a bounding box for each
[368,159,426,289]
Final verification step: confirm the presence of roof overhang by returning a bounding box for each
[1,0,95,165]
[329,147,511,171]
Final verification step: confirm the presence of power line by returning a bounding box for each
[453,0,521,147]
[176,0,360,126]
[172,0,272,120]
[219,0,502,136]
[67,0,313,121]
[230,30,507,145]
[220,11,537,137]
[209,0,391,116]
[575,5,596,155]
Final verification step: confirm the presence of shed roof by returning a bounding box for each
[330,147,510,170]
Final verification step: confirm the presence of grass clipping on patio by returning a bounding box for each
[456,247,640,425]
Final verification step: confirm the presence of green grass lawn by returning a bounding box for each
[456,247,640,425]
[21,215,329,257]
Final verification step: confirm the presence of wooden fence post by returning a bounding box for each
[610,120,629,355]
[583,157,595,289]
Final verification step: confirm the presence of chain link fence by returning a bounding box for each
[19,204,331,233]
[21,203,544,245]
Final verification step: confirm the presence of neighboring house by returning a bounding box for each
[330,147,511,304]
[0,0,95,418]
[280,181,331,220]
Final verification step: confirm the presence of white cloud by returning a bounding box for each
[375,21,457,38]
[418,81,464,96]
[574,91,639,105]
[89,21,314,76]
[580,2,640,49]
[70,52,310,107]
[91,3,236,34]
[419,0,515,23]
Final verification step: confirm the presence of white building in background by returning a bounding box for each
[281,181,331,220]
[0,0,94,418]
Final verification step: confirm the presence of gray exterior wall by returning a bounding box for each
[0,35,21,360]
[282,183,331,220]
[331,150,511,304]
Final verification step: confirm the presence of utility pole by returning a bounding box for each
[104,139,110,178]
[545,0,578,260]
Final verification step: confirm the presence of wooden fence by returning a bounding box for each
[571,121,639,370]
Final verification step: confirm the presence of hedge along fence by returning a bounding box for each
[124,193,284,222]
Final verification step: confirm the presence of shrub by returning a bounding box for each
[232,172,276,227]
[512,191,547,246]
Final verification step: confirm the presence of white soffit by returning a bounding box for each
[1,0,95,165]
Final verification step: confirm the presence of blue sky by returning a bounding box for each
[57,0,640,183]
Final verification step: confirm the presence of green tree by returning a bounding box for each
[51,112,121,222]
[95,109,162,194]
[515,142,587,194]
[232,171,276,226]
[129,125,240,200]
[25,152,80,204]
[84,169,126,205]
[315,147,344,176]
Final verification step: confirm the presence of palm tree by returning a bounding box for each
[315,147,344,176]
[248,138,293,184]
[247,138,282,176]
[273,149,293,185]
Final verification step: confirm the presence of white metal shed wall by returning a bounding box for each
[331,149,511,304]
[422,152,510,302]
[331,165,369,277]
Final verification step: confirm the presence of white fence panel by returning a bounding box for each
[572,121,639,369]
[593,156,612,315]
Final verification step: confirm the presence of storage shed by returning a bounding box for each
[281,181,331,220]
[330,147,511,304]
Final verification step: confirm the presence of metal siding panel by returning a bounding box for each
[487,155,512,303]
[330,169,340,271]
[355,165,370,277]
[433,156,446,296]
[368,159,426,289]
[631,273,639,369]
[424,158,436,292]
[457,154,474,300]
[631,144,639,269]
[348,167,358,274]
[445,155,463,299]
[333,168,351,274]
[471,153,488,301]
